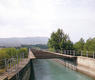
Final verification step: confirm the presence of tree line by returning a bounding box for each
[48,28,95,53]
[74,37,95,52]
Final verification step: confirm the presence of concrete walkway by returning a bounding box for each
[28,49,36,59]
[0,59,29,80]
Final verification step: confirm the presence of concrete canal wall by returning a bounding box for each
[77,56,95,78]
[31,49,95,79]
[9,60,34,80]
[2,59,35,80]
[31,49,77,60]
[2,49,95,80]
[54,56,95,79]
[77,56,95,70]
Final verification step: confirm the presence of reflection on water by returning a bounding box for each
[32,59,93,80]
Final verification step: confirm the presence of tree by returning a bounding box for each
[48,28,73,52]
[84,38,95,51]
[74,38,85,51]
[48,32,60,52]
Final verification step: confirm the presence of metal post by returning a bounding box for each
[65,50,66,54]
[68,50,69,55]
[86,51,88,57]
[70,50,72,55]
[14,58,16,71]
[69,50,70,55]
[66,50,67,54]
[67,50,68,55]
[23,53,24,59]
[17,55,19,68]
[12,56,14,71]
[8,59,10,72]
[10,58,12,72]
[76,51,77,56]
[64,50,65,54]
[20,54,22,64]
[69,50,71,55]
[7,59,9,73]
[5,58,7,72]
[93,51,94,59]
[20,54,21,61]
[74,51,76,56]
[81,51,82,56]
[68,50,70,55]
[73,50,75,56]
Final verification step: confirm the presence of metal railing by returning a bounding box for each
[62,50,95,59]
[0,53,26,75]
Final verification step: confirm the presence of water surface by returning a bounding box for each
[33,59,93,80]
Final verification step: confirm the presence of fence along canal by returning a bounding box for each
[0,49,95,80]
[0,53,26,74]
[62,50,95,58]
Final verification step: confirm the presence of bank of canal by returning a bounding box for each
[32,59,93,80]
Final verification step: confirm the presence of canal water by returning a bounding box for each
[32,59,93,80]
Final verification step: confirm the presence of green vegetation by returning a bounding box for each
[73,38,95,57]
[74,38,95,52]
[0,48,28,60]
[74,38,85,51]
[22,44,48,50]
[48,28,95,57]
[31,44,48,49]
[48,29,73,52]
[0,48,28,74]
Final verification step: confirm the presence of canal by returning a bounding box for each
[32,59,93,80]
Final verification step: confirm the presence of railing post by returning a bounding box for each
[23,53,24,59]
[12,56,14,71]
[10,58,12,72]
[70,50,71,55]
[14,58,16,71]
[7,59,9,73]
[86,51,88,57]
[5,58,7,72]
[17,55,19,68]
[64,50,66,54]
[20,54,21,61]
[68,50,70,55]
[63,50,64,54]
[65,50,67,55]
[67,50,69,55]
[93,51,94,59]
[73,50,75,56]
[69,50,70,55]
[64,50,65,54]
[68,50,69,55]
[66,50,68,55]
[76,51,77,56]
[81,51,82,56]
[66,50,67,54]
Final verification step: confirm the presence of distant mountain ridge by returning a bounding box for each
[0,37,49,47]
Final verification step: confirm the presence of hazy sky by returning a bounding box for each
[0,0,95,42]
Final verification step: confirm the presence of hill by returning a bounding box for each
[0,37,48,47]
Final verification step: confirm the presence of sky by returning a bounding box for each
[0,0,95,42]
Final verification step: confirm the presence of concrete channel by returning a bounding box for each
[1,49,95,80]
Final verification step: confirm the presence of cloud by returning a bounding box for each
[0,0,95,42]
